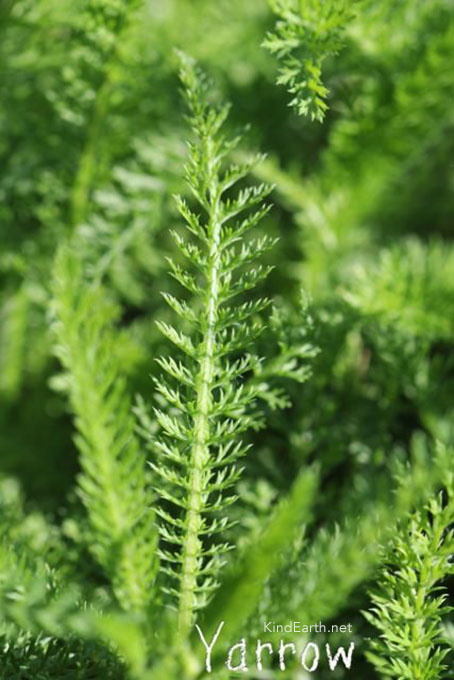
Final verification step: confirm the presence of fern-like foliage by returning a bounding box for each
[263,0,357,121]
[70,0,142,227]
[263,437,447,627]
[365,462,454,679]
[52,247,157,614]
[144,53,286,637]
[344,239,454,341]
[0,540,153,680]
[200,466,319,646]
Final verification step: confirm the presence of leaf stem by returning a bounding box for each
[177,139,221,638]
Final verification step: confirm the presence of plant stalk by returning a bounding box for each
[177,142,221,638]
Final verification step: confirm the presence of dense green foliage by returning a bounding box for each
[0,0,453,678]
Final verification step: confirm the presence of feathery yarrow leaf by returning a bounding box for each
[264,0,358,121]
[144,53,286,637]
[365,451,454,680]
[51,247,158,614]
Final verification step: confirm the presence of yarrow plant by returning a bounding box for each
[0,0,453,678]
[365,468,454,680]
[263,0,357,121]
[52,248,158,614]
[140,53,311,637]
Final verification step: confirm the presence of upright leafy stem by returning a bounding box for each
[148,54,277,638]
[365,466,454,680]
[52,248,157,614]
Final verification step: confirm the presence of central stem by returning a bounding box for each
[177,143,221,638]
